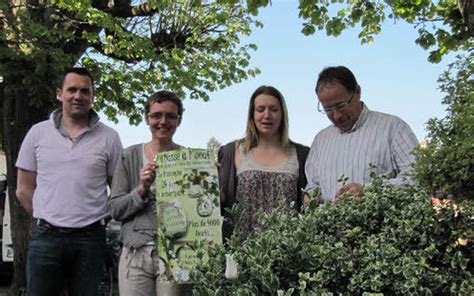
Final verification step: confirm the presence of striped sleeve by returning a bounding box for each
[305,136,320,191]
[387,120,419,185]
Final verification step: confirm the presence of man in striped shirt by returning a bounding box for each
[305,66,419,202]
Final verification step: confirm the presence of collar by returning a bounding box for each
[340,102,369,134]
[51,108,100,130]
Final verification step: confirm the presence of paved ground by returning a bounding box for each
[0,287,118,296]
[0,265,118,296]
[0,278,14,296]
[0,275,12,295]
[0,283,12,296]
[0,281,118,296]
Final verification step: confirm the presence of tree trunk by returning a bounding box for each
[459,0,474,36]
[2,65,54,295]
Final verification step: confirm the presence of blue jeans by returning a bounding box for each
[27,221,106,296]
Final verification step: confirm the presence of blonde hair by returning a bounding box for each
[240,85,290,154]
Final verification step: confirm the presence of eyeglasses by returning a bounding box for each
[318,92,355,114]
[147,112,180,121]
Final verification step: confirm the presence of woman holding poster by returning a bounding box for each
[109,90,186,295]
[218,85,310,240]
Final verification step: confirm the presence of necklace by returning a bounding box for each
[146,142,158,161]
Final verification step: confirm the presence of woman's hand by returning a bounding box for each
[137,162,157,197]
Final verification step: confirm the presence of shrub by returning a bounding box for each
[413,53,474,201]
[192,179,473,295]
[191,54,474,295]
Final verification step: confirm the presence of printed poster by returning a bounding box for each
[155,148,222,283]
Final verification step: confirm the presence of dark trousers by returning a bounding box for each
[26,220,106,296]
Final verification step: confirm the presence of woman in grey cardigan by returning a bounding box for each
[109,90,184,296]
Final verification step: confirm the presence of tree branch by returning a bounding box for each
[89,41,139,64]
[458,0,474,36]
[109,1,162,18]
[150,29,190,52]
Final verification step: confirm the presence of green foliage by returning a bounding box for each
[192,180,473,295]
[1,0,262,124]
[1,2,261,290]
[296,0,473,63]
[413,53,474,200]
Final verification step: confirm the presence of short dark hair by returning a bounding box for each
[59,67,95,90]
[316,66,358,94]
[145,90,184,116]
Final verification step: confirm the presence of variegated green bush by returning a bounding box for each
[192,178,473,295]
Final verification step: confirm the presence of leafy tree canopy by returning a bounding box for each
[1,0,263,291]
[0,0,262,124]
[291,0,473,63]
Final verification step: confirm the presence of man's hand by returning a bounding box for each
[335,182,364,199]
[16,168,37,215]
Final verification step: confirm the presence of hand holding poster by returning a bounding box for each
[155,148,222,283]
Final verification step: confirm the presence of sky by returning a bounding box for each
[101,0,452,149]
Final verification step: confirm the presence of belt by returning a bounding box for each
[37,218,105,234]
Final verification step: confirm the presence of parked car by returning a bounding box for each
[0,151,13,283]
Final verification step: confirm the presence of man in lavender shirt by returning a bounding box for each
[305,66,419,202]
[16,67,122,296]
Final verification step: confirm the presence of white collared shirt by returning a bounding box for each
[305,103,419,201]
